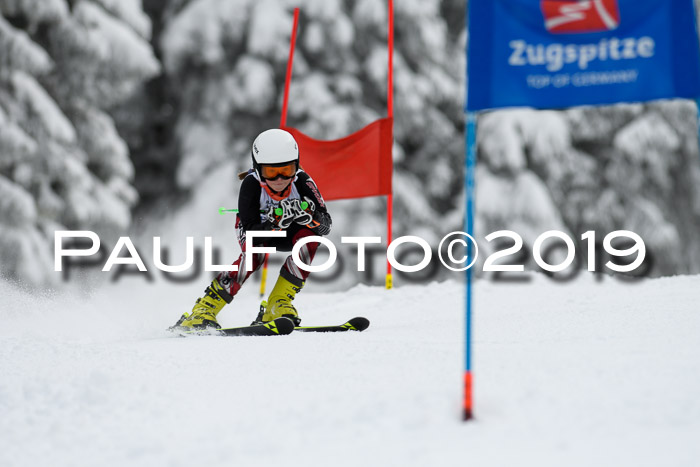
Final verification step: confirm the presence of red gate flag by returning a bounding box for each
[283,117,393,201]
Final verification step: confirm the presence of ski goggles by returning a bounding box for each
[260,162,297,180]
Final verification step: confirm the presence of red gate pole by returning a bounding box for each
[281,8,300,128]
[385,0,394,290]
[260,7,300,298]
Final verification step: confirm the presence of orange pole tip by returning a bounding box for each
[462,371,473,421]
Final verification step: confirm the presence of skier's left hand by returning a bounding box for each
[291,197,330,235]
[292,197,315,226]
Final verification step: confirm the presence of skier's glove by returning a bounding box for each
[292,197,315,226]
[265,200,297,230]
[291,197,331,235]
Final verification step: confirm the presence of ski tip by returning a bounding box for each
[273,317,296,335]
[347,317,370,332]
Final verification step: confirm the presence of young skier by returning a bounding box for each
[172,129,332,330]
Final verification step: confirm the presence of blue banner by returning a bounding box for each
[467,0,700,111]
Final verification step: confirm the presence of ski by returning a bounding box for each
[294,317,370,333]
[173,317,296,337]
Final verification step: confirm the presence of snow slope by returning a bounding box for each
[1,273,699,467]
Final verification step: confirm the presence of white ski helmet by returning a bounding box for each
[251,129,299,177]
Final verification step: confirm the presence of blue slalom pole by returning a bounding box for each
[463,112,478,420]
[696,99,700,163]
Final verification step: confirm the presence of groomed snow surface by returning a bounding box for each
[1,273,699,467]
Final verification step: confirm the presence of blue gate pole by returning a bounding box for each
[696,99,700,162]
[463,112,478,421]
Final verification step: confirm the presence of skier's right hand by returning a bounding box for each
[265,201,296,230]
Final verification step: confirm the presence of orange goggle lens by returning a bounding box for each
[260,163,296,180]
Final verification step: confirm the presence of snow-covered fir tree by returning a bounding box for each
[475,102,700,276]
[0,0,159,284]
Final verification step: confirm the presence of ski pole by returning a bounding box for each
[219,208,271,215]
[259,254,270,298]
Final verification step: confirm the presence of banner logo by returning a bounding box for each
[541,0,620,34]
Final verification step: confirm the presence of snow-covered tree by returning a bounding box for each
[0,0,159,285]
[474,100,700,276]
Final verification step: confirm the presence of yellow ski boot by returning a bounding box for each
[254,272,304,326]
[172,279,233,330]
